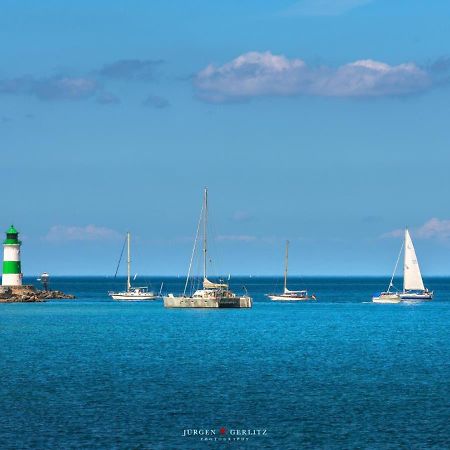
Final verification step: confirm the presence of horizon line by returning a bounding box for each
[18,274,449,278]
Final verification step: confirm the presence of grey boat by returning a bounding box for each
[163,188,252,309]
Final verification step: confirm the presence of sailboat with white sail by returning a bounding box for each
[267,240,316,301]
[373,228,433,303]
[163,188,252,308]
[108,232,157,301]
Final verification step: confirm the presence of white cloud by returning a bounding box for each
[416,218,450,240]
[44,225,121,242]
[382,218,450,240]
[282,0,373,16]
[194,51,431,102]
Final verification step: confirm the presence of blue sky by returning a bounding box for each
[2,0,450,276]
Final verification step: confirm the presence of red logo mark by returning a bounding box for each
[219,427,227,435]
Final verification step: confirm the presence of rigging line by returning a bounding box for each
[188,249,200,296]
[193,219,203,294]
[184,201,204,297]
[114,235,127,278]
[388,240,404,292]
[196,254,202,290]
[195,244,203,293]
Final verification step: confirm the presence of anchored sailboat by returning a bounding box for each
[164,188,252,308]
[373,228,433,303]
[267,240,316,301]
[108,232,157,301]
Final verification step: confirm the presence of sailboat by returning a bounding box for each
[267,240,316,301]
[108,232,157,301]
[373,228,433,303]
[163,188,252,308]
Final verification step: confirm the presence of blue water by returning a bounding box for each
[1,277,449,449]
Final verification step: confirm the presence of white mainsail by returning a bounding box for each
[403,229,425,291]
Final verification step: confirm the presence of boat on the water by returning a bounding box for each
[267,240,316,301]
[373,228,433,303]
[163,188,252,309]
[372,292,402,304]
[110,286,156,301]
[108,232,158,301]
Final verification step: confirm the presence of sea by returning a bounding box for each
[0,276,449,449]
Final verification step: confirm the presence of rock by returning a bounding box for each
[0,285,75,303]
[0,287,12,299]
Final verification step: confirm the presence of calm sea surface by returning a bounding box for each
[0,276,449,449]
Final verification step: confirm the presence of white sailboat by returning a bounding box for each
[108,232,157,301]
[164,188,252,308]
[373,228,433,303]
[267,240,316,301]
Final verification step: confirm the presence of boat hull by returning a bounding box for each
[268,294,315,301]
[110,294,158,301]
[372,294,402,303]
[399,292,433,300]
[163,295,252,308]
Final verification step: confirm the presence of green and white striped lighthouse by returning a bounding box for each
[2,225,23,286]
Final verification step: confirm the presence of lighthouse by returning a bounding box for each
[2,225,23,286]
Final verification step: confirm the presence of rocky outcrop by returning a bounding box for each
[0,285,75,303]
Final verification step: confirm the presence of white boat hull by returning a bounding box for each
[268,294,315,301]
[110,293,158,301]
[372,293,402,303]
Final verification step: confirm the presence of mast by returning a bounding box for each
[203,187,208,280]
[127,231,131,291]
[284,240,289,293]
